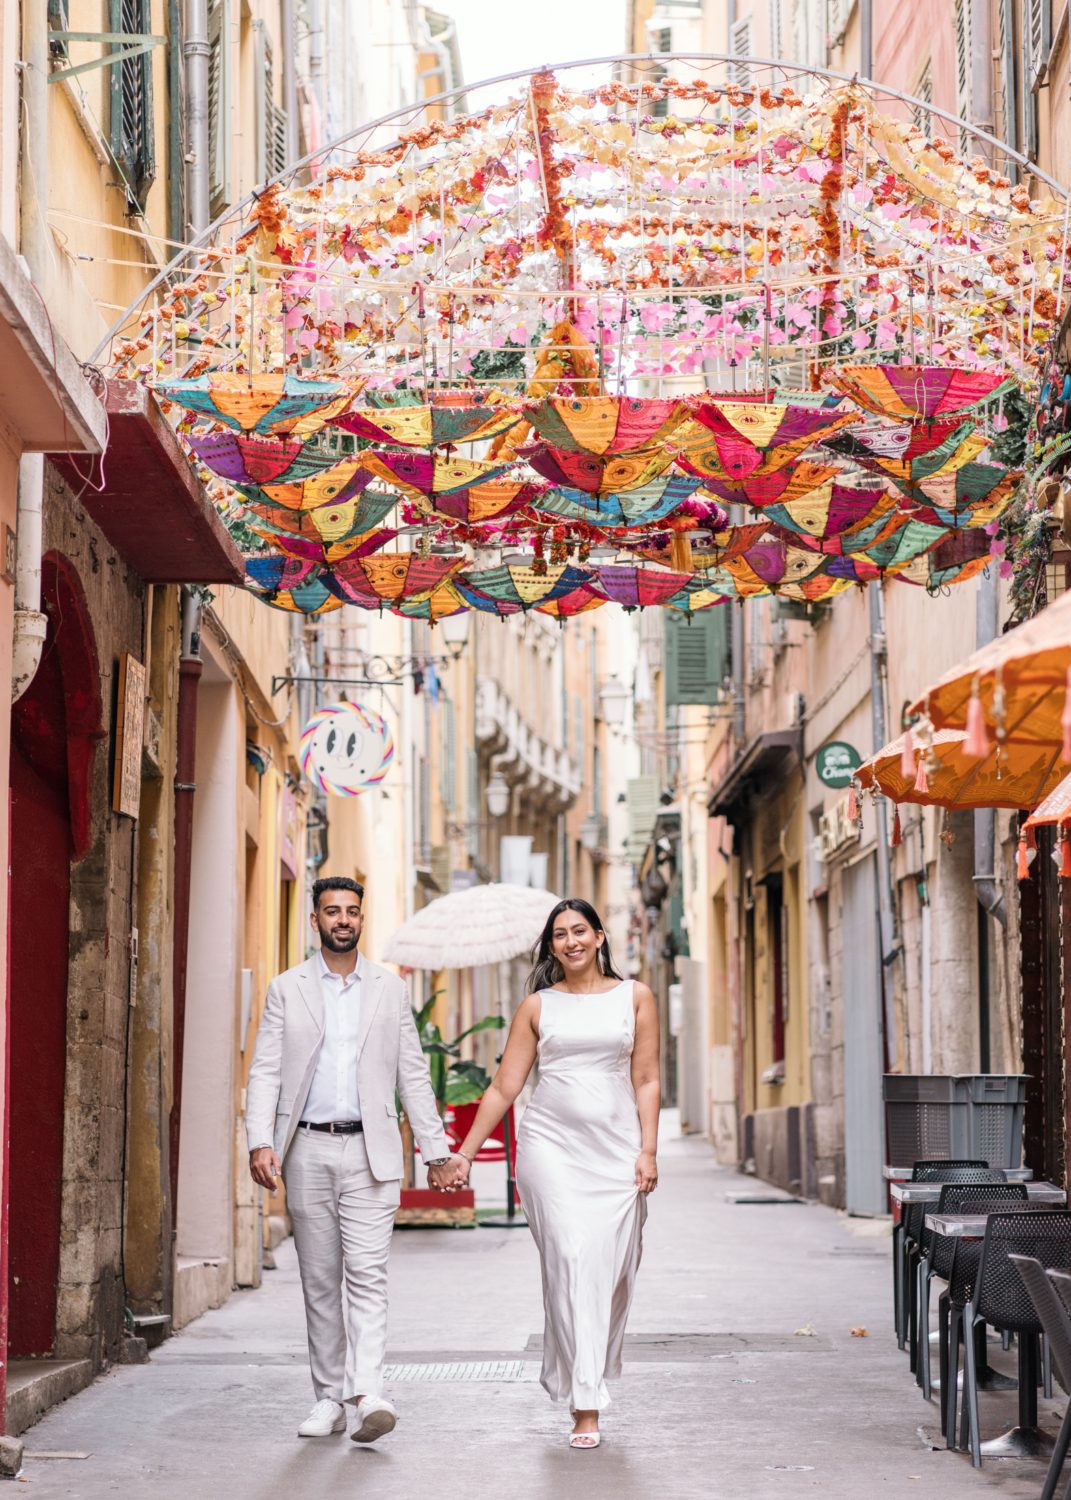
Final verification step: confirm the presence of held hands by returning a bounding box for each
[428,1154,472,1194]
[250,1146,282,1191]
[635,1149,658,1194]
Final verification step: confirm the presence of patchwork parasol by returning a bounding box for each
[455,563,595,615]
[827,365,1017,421]
[522,441,673,494]
[524,396,687,455]
[530,476,725,530]
[157,372,355,436]
[187,431,345,484]
[856,728,1065,810]
[333,394,518,448]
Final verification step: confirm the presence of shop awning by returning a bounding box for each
[52,380,243,585]
[0,232,106,453]
[708,730,803,823]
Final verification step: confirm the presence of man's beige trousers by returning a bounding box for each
[283,1126,400,1402]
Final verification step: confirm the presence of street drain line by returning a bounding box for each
[383,1361,539,1382]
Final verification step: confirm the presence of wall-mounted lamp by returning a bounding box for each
[485,772,510,819]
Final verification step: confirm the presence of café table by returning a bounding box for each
[925,1198,1068,1459]
[884,1164,1033,1183]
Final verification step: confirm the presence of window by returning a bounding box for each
[912,60,933,140]
[208,0,231,218]
[439,698,456,814]
[109,0,155,211]
[664,609,729,706]
[574,694,584,773]
[729,16,753,92]
[254,20,288,185]
[1022,0,1051,161]
[994,0,1018,163]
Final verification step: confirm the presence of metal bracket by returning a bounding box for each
[271,675,406,695]
[48,33,166,85]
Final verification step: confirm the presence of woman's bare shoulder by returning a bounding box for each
[514,992,543,1027]
[632,980,657,1010]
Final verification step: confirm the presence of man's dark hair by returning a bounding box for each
[312,876,364,910]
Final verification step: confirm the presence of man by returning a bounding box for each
[247,876,462,1443]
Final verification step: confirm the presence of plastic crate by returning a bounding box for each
[882,1074,1029,1170]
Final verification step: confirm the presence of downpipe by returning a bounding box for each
[11,454,47,704]
[973,568,1006,927]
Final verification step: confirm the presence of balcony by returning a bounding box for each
[476,675,580,815]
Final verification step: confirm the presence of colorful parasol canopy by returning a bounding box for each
[827,365,1016,421]
[247,573,343,614]
[672,403,857,484]
[321,552,464,607]
[455,563,596,615]
[691,460,841,507]
[235,457,378,512]
[522,441,673,494]
[824,420,988,491]
[1025,773,1071,830]
[411,480,543,524]
[361,451,514,498]
[856,727,1066,811]
[524,395,687,455]
[156,372,355,436]
[253,526,397,567]
[908,589,1071,746]
[760,485,899,552]
[333,393,518,448]
[243,489,399,538]
[391,581,469,621]
[187,431,345,485]
[896,462,1021,521]
[529,475,725,530]
[588,565,695,609]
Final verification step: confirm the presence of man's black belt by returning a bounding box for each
[299,1119,363,1134]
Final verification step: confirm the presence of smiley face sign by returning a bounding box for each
[299,702,394,796]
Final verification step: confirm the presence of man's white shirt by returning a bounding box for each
[251,948,362,1150]
[304,949,363,1122]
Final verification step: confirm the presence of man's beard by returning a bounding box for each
[321,927,359,953]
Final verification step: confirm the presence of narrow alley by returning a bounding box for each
[11,1140,1059,1500]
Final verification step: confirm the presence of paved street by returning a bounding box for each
[13,1138,1064,1499]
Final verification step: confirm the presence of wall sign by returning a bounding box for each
[816,741,861,789]
[299,701,394,796]
[112,652,146,818]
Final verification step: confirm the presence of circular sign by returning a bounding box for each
[816,741,861,789]
[299,702,394,796]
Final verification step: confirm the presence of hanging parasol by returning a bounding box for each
[156,372,356,436]
[827,365,1016,421]
[524,395,688,454]
[522,441,673,493]
[243,489,399,538]
[333,393,518,448]
[529,475,724,530]
[855,727,1066,811]
[823,420,988,491]
[235,457,379,512]
[411,480,543,524]
[455,563,595,615]
[247,572,344,614]
[382,881,562,969]
[252,526,397,567]
[361,451,516,499]
[187,431,345,484]
[908,587,1071,746]
[392,581,469,622]
[321,552,464,607]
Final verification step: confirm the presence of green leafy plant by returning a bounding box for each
[412,994,506,1107]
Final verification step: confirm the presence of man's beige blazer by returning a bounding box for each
[245,952,450,1182]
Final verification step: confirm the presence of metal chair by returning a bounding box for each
[950,1211,1071,1467]
[893,1161,990,1347]
[1010,1257,1071,1500]
[917,1181,1028,1402]
[901,1166,1003,1363]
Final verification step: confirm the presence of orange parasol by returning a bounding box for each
[855,727,1067,811]
[907,590,1071,750]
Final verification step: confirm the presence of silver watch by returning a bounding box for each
[425,1156,450,1167]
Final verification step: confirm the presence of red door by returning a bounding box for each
[8,634,71,1355]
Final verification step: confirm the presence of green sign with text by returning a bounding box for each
[816,741,861,789]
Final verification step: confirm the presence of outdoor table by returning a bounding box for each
[883,1164,1032,1182]
[924,1203,1068,1460]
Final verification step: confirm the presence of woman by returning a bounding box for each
[452,898,660,1449]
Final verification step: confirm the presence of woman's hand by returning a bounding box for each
[635,1149,658,1194]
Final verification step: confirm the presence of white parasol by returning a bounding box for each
[382,883,561,970]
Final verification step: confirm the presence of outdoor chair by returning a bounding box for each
[900,1165,1003,1362]
[917,1181,1028,1403]
[893,1161,991,1346]
[1009,1257,1071,1500]
[948,1211,1071,1467]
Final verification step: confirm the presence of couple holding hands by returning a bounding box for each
[247,876,660,1451]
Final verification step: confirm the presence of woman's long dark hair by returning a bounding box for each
[526,898,624,993]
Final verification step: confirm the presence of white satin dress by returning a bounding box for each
[515,981,647,1412]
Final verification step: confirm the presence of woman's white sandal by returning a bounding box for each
[569,1432,600,1448]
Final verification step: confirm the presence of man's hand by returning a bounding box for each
[250,1146,282,1191]
[428,1155,470,1193]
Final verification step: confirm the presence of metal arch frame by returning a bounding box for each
[89,50,1069,365]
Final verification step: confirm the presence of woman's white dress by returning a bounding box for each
[515,980,647,1411]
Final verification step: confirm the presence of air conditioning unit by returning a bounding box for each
[786,691,805,727]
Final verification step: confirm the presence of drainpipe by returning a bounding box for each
[869,582,898,1058]
[19,0,49,291]
[308,0,325,129]
[281,0,299,166]
[973,562,1006,927]
[11,456,47,704]
[859,0,872,79]
[184,0,210,233]
[168,590,202,1224]
[730,505,746,750]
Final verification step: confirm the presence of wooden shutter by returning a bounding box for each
[954,0,971,153]
[665,608,729,706]
[627,776,661,863]
[730,17,752,91]
[440,698,456,813]
[109,0,155,210]
[208,0,231,216]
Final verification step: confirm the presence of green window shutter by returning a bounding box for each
[627,776,660,862]
[110,0,155,211]
[664,608,729,706]
[439,699,456,813]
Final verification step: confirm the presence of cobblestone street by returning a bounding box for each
[9,1139,1063,1499]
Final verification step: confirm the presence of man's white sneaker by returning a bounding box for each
[298,1399,346,1437]
[350,1396,397,1444]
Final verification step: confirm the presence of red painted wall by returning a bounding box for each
[7,636,70,1356]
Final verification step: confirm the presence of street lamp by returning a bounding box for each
[599,675,630,726]
[485,772,510,818]
[439,611,470,646]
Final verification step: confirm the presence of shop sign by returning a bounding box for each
[816,740,861,789]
